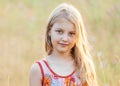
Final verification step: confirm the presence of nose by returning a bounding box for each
[61,34,68,42]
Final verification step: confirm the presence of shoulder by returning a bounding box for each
[29,62,43,86]
[29,62,43,82]
[30,62,41,75]
[29,58,46,78]
[30,58,46,77]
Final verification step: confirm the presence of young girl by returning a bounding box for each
[29,3,98,86]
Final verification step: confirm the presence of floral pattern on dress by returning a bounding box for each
[43,74,51,86]
[43,74,61,86]
[43,74,79,86]
[64,77,77,86]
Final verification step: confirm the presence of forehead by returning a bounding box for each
[52,18,75,31]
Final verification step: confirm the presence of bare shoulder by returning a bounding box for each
[30,63,41,75]
[29,62,42,86]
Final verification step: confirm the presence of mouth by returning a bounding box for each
[58,43,69,46]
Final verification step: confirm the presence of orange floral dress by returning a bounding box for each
[36,59,81,86]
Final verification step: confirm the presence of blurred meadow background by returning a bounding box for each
[0,0,120,86]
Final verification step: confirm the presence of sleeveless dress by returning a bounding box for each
[36,59,81,86]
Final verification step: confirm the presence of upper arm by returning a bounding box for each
[29,63,42,86]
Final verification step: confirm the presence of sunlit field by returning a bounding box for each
[0,0,120,86]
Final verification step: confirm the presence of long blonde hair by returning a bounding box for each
[45,3,98,86]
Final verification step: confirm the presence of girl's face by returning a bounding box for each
[49,18,77,54]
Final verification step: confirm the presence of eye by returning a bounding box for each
[56,30,63,34]
[69,32,75,36]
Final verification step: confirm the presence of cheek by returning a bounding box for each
[70,37,76,43]
[50,33,59,43]
[70,38,77,47]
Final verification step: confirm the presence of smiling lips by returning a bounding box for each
[59,43,69,46]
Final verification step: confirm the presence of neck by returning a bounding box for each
[51,50,72,59]
[47,50,74,64]
[46,50,75,69]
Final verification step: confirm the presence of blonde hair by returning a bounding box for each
[45,3,98,86]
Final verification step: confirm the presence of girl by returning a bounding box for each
[29,3,98,86]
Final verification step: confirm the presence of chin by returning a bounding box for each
[57,49,70,54]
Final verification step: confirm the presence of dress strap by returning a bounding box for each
[36,61,44,85]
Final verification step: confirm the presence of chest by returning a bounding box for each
[39,60,81,86]
[50,62,75,76]
[43,74,81,86]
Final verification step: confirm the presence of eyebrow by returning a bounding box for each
[55,28,75,33]
[55,28,62,30]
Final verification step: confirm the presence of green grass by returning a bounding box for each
[0,0,120,86]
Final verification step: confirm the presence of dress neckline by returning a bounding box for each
[43,59,75,78]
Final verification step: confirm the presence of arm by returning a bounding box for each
[29,63,42,86]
